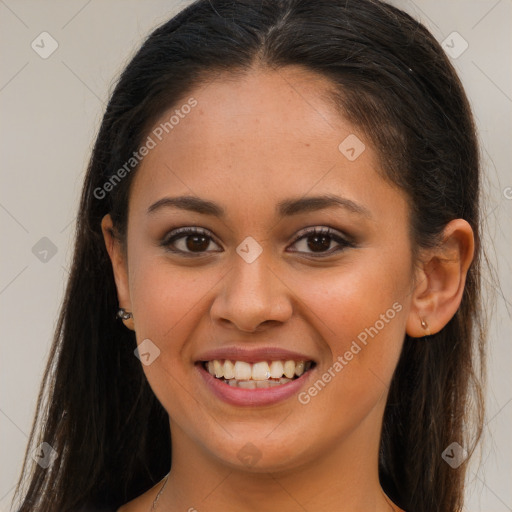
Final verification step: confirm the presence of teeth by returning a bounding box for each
[223,360,235,380]
[238,380,257,389]
[269,360,284,378]
[213,360,224,378]
[294,361,305,377]
[256,380,273,388]
[234,361,252,380]
[252,362,270,380]
[204,358,313,386]
[283,360,295,379]
[224,378,292,388]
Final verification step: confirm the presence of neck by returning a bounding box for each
[159,410,403,512]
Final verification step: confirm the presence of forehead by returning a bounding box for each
[128,66,405,224]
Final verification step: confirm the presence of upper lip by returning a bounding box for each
[195,346,316,364]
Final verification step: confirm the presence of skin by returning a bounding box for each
[102,65,474,512]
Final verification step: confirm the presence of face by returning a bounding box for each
[108,66,418,473]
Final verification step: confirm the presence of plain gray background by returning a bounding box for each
[1,1,511,510]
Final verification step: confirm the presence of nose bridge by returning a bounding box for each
[210,241,292,331]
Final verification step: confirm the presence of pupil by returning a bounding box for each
[308,234,330,252]
[186,235,209,252]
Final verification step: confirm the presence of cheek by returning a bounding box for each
[291,253,408,409]
[129,258,216,349]
[294,252,408,346]
[126,255,217,420]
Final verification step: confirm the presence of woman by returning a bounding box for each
[12,0,486,511]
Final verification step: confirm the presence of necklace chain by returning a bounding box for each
[151,473,170,511]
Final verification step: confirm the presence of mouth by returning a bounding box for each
[200,359,316,389]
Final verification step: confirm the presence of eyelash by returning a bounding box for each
[160,226,355,258]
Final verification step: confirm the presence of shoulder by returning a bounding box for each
[116,496,148,512]
[116,498,146,512]
[116,477,167,512]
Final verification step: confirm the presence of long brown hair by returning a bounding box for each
[12,1,486,511]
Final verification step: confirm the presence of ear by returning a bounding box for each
[101,214,135,331]
[406,219,475,338]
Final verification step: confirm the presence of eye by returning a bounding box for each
[160,227,221,256]
[160,225,354,257]
[287,226,354,256]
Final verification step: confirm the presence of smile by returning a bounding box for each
[202,359,315,389]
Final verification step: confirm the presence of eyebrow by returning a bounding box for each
[147,194,372,219]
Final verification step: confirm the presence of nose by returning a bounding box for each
[209,249,293,333]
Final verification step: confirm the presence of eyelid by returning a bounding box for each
[290,225,352,244]
[160,225,355,256]
[160,226,220,250]
[163,226,214,239]
[287,226,355,255]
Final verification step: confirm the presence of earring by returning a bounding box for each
[420,318,431,336]
[117,308,133,320]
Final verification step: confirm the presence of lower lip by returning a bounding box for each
[196,364,315,407]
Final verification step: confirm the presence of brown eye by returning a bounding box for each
[183,234,210,252]
[288,227,354,256]
[161,227,221,255]
[305,233,331,252]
